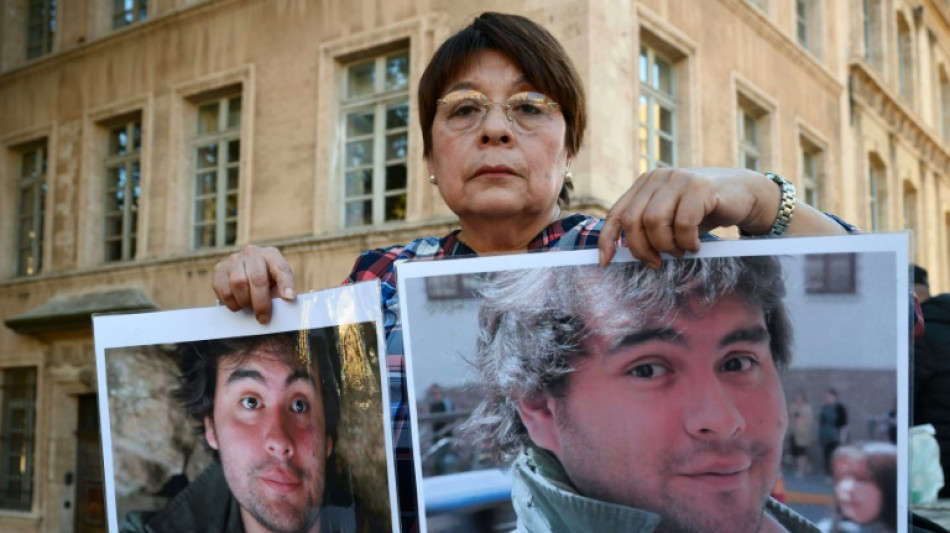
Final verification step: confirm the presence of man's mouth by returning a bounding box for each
[260,469,303,494]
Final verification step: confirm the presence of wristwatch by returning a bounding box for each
[765,172,796,236]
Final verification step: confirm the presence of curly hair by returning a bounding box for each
[174,329,342,453]
[468,256,791,462]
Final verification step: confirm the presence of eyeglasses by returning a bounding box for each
[436,90,561,133]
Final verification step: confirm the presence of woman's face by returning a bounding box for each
[427,50,570,225]
[833,455,883,524]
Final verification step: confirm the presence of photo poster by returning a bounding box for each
[397,233,910,533]
[92,281,399,533]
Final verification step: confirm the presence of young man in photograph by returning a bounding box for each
[124,330,341,533]
[469,256,816,533]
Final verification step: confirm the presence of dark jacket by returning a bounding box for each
[914,293,950,498]
[120,461,244,533]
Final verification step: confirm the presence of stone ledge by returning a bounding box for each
[4,287,158,335]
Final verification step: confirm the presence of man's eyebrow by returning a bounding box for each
[719,325,771,347]
[607,328,682,354]
[225,368,265,386]
[286,368,314,386]
[224,367,314,387]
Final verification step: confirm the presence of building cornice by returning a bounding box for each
[0,0,249,81]
[850,59,950,174]
[715,0,843,96]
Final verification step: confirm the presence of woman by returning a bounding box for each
[789,390,815,477]
[820,442,898,533]
[212,12,851,529]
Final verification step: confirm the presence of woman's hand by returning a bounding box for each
[598,167,848,268]
[211,245,296,324]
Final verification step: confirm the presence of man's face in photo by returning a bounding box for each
[525,294,787,533]
[204,344,332,533]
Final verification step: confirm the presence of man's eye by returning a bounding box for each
[290,399,309,413]
[721,355,757,373]
[628,363,669,379]
[240,397,261,409]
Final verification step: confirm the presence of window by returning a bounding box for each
[903,181,918,232]
[638,45,676,174]
[897,15,914,105]
[805,254,857,294]
[795,0,811,50]
[341,50,409,227]
[193,94,241,249]
[15,143,47,277]
[25,0,56,59]
[868,154,887,231]
[738,106,762,171]
[0,368,37,511]
[863,0,883,70]
[800,138,822,209]
[104,120,141,262]
[113,0,147,28]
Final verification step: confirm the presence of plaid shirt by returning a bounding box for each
[341,213,914,533]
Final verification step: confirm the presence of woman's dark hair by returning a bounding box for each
[831,442,898,529]
[417,12,587,204]
[174,329,342,452]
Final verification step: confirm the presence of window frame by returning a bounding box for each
[103,119,142,263]
[896,14,915,105]
[637,44,677,174]
[191,93,242,250]
[737,106,762,172]
[868,155,888,231]
[25,0,56,60]
[340,50,410,228]
[0,367,38,512]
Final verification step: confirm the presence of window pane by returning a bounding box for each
[196,172,216,195]
[104,214,123,238]
[346,140,373,167]
[132,122,142,150]
[347,61,376,99]
[227,167,239,191]
[658,105,673,134]
[385,52,409,91]
[743,113,757,143]
[386,103,409,129]
[638,95,648,123]
[639,46,649,83]
[105,241,122,262]
[385,193,407,222]
[345,200,372,226]
[197,103,219,134]
[195,198,216,223]
[655,57,673,94]
[345,170,372,196]
[385,133,407,160]
[109,127,127,156]
[225,221,237,246]
[385,164,407,191]
[226,193,238,218]
[227,140,240,163]
[196,145,217,169]
[659,138,674,165]
[227,96,242,129]
[194,224,215,248]
[745,153,759,171]
[347,110,375,137]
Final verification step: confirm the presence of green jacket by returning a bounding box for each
[512,447,820,533]
[120,461,244,533]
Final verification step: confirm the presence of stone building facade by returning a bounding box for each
[0,0,948,531]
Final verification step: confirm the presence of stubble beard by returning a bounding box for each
[234,458,324,533]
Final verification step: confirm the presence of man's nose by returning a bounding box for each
[264,409,294,458]
[682,377,746,439]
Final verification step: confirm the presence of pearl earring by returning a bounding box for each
[429,174,437,185]
[564,170,573,185]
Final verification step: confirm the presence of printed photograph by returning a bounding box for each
[397,234,909,533]
[93,283,398,533]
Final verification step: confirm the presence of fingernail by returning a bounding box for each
[283,288,296,300]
